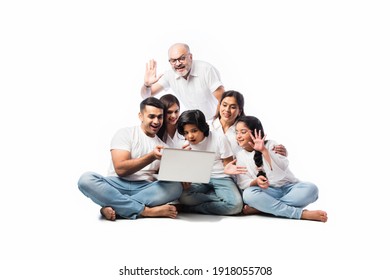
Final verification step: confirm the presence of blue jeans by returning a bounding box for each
[179,177,243,215]
[78,171,183,219]
[243,182,318,219]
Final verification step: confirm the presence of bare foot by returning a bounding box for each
[141,205,178,219]
[301,210,328,222]
[100,207,116,221]
[242,205,261,215]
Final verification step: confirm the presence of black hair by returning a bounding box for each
[157,94,181,140]
[236,116,267,178]
[177,109,209,137]
[214,90,245,121]
[140,97,165,112]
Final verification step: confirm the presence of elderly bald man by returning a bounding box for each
[141,43,224,121]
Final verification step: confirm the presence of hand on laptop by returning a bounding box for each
[153,145,165,160]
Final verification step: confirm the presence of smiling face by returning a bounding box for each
[139,105,164,137]
[182,124,205,145]
[219,96,241,126]
[166,103,180,126]
[168,44,193,78]
[235,121,253,151]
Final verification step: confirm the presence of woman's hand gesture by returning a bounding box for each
[224,159,247,175]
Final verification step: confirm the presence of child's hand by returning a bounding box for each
[256,175,269,189]
[249,129,267,152]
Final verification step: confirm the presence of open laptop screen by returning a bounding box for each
[157,148,215,183]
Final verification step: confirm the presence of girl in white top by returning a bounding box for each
[226,116,328,222]
[176,109,243,215]
[157,94,187,149]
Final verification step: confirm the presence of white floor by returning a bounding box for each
[2,189,388,280]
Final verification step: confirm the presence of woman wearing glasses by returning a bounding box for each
[225,116,328,222]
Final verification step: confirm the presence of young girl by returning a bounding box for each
[227,116,327,222]
[176,109,243,215]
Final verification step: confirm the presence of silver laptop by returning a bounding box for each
[156,148,215,183]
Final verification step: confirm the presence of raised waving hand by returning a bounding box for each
[248,129,267,152]
[144,59,164,87]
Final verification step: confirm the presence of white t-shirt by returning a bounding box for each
[235,140,299,189]
[158,60,223,120]
[208,118,240,154]
[188,131,233,178]
[107,126,166,181]
[162,130,187,149]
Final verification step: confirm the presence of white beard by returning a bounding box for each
[175,68,189,77]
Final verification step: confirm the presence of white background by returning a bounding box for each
[1,0,389,279]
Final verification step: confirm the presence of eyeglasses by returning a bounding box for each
[235,129,252,136]
[169,54,188,64]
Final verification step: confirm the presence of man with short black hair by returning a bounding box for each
[78,97,182,220]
